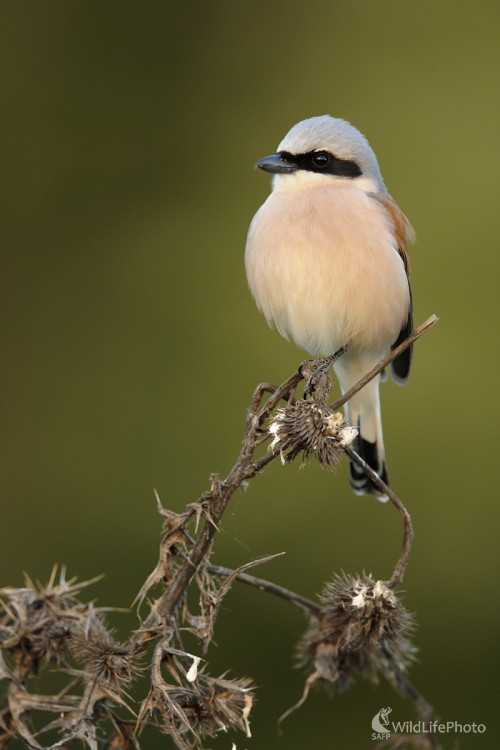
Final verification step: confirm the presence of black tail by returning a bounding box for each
[391,306,413,385]
[348,434,389,502]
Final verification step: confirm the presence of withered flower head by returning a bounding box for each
[0,567,103,668]
[71,614,141,689]
[143,673,254,748]
[297,573,415,692]
[269,401,357,468]
[197,673,253,738]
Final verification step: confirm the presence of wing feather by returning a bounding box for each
[373,193,415,384]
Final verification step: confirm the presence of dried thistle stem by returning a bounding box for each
[206,564,320,616]
[1,315,439,749]
[139,317,437,628]
[344,446,413,588]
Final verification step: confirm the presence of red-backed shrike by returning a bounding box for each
[245,115,415,500]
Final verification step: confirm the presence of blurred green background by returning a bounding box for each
[1,1,498,748]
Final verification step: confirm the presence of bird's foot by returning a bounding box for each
[300,345,349,401]
[301,359,332,401]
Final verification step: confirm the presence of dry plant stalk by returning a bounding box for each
[0,316,439,749]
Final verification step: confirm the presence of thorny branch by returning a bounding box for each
[206,565,321,616]
[140,314,436,631]
[0,315,439,750]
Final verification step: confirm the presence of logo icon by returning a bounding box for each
[372,706,392,735]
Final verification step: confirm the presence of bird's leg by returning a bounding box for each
[301,345,349,400]
[301,360,332,402]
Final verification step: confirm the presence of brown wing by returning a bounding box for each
[374,193,415,384]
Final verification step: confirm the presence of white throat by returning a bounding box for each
[272,171,381,195]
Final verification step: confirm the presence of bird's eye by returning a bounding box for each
[311,151,331,169]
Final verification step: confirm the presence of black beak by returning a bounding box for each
[254,153,296,174]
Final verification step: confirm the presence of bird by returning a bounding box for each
[245,115,415,500]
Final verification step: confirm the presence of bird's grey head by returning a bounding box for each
[256,115,386,192]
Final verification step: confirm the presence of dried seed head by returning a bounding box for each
[191,674,253,740]
[0,568,103,668]
[269,401,357,468]
[71,615,140,689]
[297,573,416,691]
[145,673,254,746]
